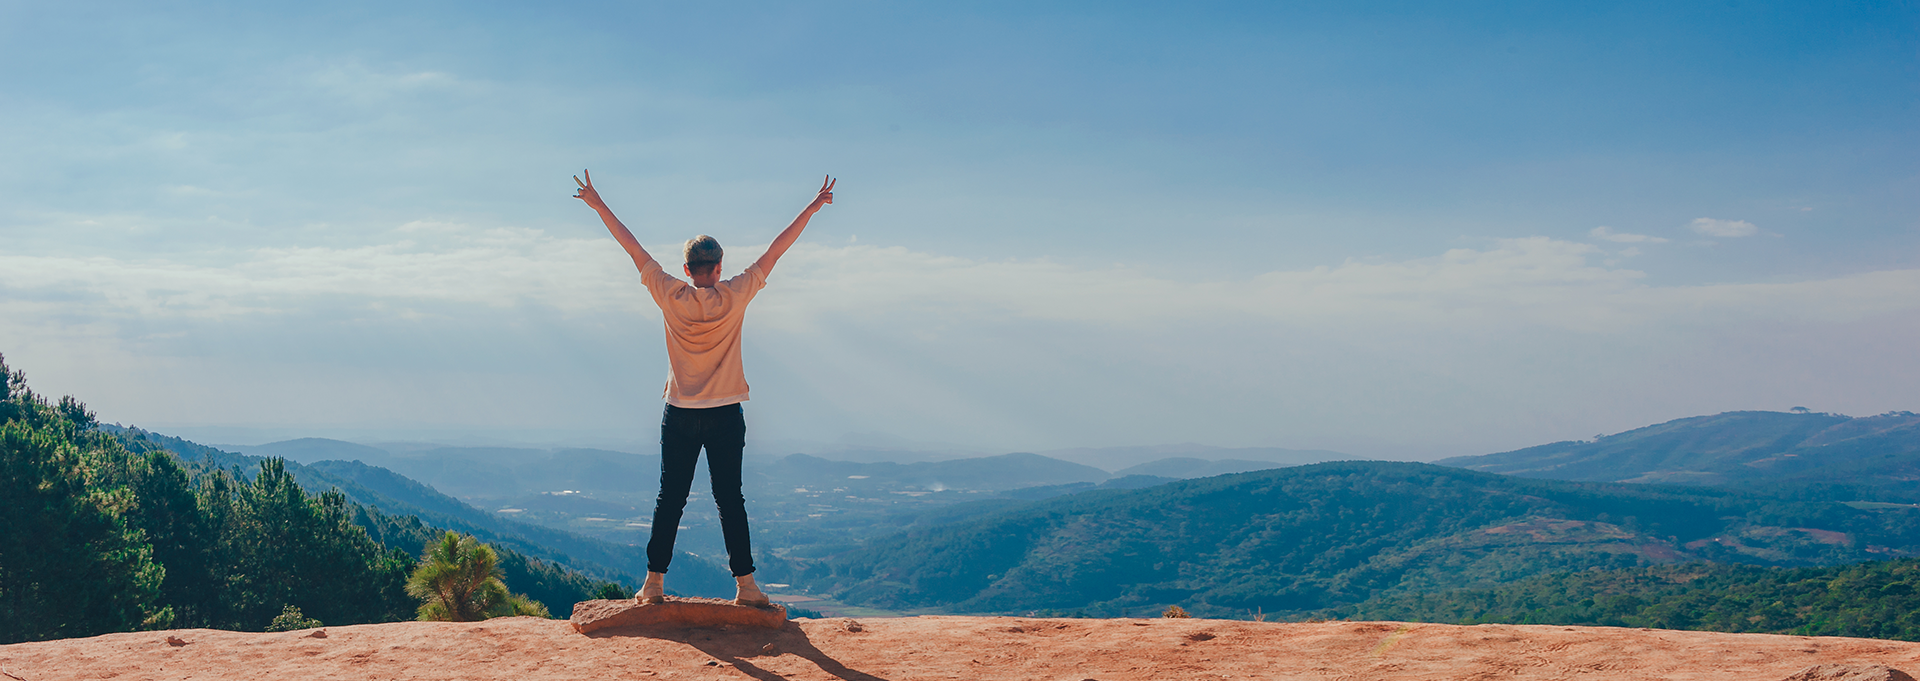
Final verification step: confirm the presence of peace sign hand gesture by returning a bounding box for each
[809,175,835,212]
[573,169,609,212]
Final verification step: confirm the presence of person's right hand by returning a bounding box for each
[574,169,609,211]
[809,175,835,211]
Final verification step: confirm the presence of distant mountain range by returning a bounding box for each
[765,452,1110,492]
[1112,457,1292,479]
[1436,411,1920,494]
[1039,444,1351,471]
[219,439,657,499]
[217,438,1310,503]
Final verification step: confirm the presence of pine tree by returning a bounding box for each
[203,458,415,630]
[406,532,547,621]
[126,449,214,627]
[0,355,167,643]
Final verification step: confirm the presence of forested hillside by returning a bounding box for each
[808,461,1920,618]
[115,432,735,602]
[0,355,619,642]
[1,357,415,642]
[1348,559,1920,641]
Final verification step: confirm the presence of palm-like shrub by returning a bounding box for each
[405,532,548,621]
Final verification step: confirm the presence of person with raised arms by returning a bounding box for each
[574,170,834,607]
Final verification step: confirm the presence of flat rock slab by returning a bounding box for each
[569,597,787,634]
[11,618,1920,680]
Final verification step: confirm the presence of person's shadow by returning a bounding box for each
[587,620,891,681]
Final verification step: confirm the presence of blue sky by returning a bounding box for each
[2,1,1915,460]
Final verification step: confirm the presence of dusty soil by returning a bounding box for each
[5,616,1918,681]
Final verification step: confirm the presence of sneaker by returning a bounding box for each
[638,571,666,605]
[734,574,771,608]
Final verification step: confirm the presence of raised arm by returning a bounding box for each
[753,175,834,276]
[573,169,657,272]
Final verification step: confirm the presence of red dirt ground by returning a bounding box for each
[5,616,1918,680]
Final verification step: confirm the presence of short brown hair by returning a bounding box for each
[683,235,722,275]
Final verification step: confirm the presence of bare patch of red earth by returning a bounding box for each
[5,616,1919,680]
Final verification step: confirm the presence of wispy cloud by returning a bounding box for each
[4,226,1916,456]
[1589,226,1669,244]
[17,226,1908,335]
[0,222,645,320]
[1690,217,1758,237]
[306,62,479,107]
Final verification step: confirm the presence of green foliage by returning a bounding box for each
[405,532,549,621]
[785,606,824,619]
[504,593,550,617]
[0,354,416,641]
[355,508,611,618]
[811,461,1920,618]
[265,605,323,632]
[1347,559,1920,641]
[592,582,631,600]
[186,458,417,630]
[234,455,704,609]
[0,355,167,642]
[0,353,609,641]
[407,532,505,622]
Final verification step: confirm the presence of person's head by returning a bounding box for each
[683,235,723,283]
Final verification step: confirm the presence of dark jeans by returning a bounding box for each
[646,403,755,577]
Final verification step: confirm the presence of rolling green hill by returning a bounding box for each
[806,461,1920,618]
[1346,559,1920,641]
[1435,410,1920,494]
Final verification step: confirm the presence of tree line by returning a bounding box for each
[0,354,615,644]
[1345,558,1920,641]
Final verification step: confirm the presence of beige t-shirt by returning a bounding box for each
[638,259,768,408]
